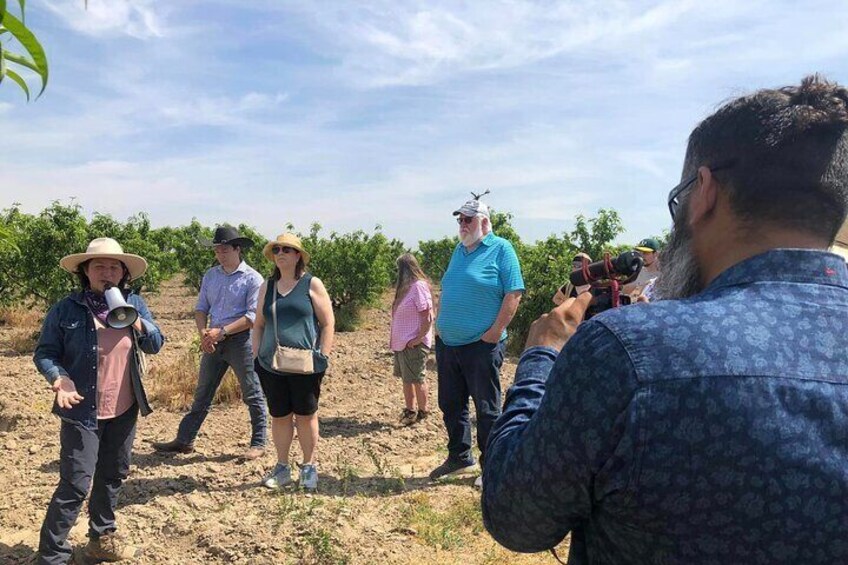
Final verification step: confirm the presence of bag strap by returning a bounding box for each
[270,276,319,352]
[271,279,280,347]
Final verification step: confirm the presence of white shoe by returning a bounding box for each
[474,475,483,489]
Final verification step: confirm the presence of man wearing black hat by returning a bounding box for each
[153,226,268,460]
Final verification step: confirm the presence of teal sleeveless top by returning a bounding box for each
[257,273,328,375]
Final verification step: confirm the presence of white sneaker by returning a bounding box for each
[474,475,483,489]
[262,463,293,489]
[299,463,318,491]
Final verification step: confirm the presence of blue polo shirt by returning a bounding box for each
[436,233,525,346]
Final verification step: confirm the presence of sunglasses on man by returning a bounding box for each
[271,245,298,255]
[456,215,477,225]
[667,162,734,220]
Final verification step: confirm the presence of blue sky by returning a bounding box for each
[2,1,848,246]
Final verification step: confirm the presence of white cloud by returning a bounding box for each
[158,92,289,127]
[44,0,164,39]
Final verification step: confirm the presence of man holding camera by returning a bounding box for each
[153,226,268,460]
[482,75,848,564]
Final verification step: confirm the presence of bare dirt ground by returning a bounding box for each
[0,278,568,564]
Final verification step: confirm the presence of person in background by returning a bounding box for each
[153,226,267,460]
[34,238,164,564]
[389,253,434,426]
[253,233,334,491]
[431,193,524,488]
[625,237,661,300]
[553,252,592,306]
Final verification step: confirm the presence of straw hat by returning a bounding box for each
[262,233,311,265]
[60,237,148,280]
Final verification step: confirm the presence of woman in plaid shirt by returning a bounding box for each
[389,254,434,426]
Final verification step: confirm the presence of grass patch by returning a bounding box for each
[400,492,483,550]
[148,335,242,410]
[361,439,405,494]
[0,306,42,328]
[334,453,361,496]
[273,494,349,564]
[7,328,40,354]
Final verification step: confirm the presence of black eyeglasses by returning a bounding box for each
[272,245,297,255]
[667,163,734,220]
[456,216,476,225]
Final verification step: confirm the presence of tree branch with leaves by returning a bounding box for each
[0,0,49,100]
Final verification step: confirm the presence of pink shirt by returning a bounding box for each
[390,280,434,352]
[94,320,135,419]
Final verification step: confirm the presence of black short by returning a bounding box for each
[255,359,324,417]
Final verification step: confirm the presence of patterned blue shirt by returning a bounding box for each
[195,261,264,328]
[436,232,525,346]
[482,249,848,564]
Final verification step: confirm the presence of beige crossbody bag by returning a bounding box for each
[270,283,315,374]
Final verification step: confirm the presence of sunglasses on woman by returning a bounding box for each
[271,245,298,255]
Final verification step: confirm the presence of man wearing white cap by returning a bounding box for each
[431,193,525,485]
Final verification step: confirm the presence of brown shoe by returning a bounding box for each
[152,439,194,454]
[75,533,140,563]
[242,446,264,461]
[400,409,418,426]
[416,409,430,422]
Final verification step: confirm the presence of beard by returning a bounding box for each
[461,222,484,247]
[654,207,704,300]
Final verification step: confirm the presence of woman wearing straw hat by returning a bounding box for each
[33,237,164,564]
[252,233,334,491]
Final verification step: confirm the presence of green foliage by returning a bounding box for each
[416,236,457,283]
[300,224,407,312]
[0,0,49,99]
[569,208,627,260]
[0,202,181,305]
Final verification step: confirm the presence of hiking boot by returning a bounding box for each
[399,408,418,426]
[74,533,139,563]
[151,439,194,454]
[299,463,318,491]
[242,446,265,461]
[262,463,293,489]
[416,409,430,422]
[429,458,477,481]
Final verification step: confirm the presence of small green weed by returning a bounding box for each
[400,492,483,550]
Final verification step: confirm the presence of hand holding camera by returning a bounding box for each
[525,292,593,352]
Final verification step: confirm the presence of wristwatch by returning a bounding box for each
[221,326,229,339]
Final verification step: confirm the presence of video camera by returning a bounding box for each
[568,251,644,318]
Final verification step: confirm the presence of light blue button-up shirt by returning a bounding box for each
[195,261,264,328]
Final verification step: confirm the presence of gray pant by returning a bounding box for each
[38,405,138,565]
[176,331,268,447]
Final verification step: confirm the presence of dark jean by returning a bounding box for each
[38,405,138,565]
[435,336,505,467]
[176,331,267,447]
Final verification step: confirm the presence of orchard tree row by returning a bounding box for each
[1,201,657,349]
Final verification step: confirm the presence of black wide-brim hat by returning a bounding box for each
[200,225,255,249]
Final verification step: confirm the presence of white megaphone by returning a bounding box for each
[104,285,139,329]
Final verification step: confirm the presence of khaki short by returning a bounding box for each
[393,345,430,384]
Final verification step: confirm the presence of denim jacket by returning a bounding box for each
[482,249,848,564]
[33,291,165,430]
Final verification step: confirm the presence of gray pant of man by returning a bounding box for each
[38,404,138,565]
[176,331,268,447]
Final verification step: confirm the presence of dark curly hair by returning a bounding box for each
[684,74,848,241]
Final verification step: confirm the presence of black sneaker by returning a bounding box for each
[429,458,477,481]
